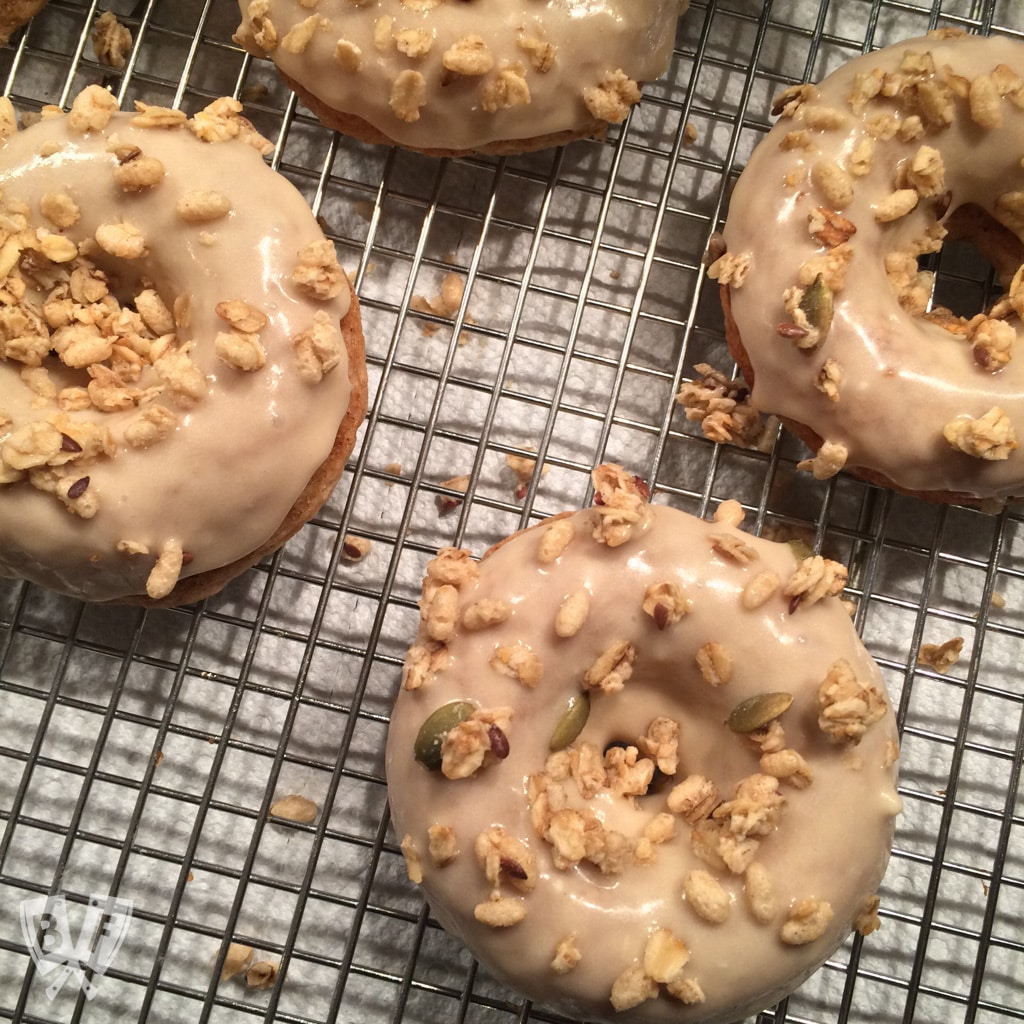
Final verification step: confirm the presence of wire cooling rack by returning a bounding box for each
[2,1,1023,1022]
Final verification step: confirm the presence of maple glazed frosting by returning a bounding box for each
[713,31,1024,505]
[234,0,687,154]
[386,465,901,1023]
[0,87,362,603]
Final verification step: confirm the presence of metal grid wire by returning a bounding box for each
[1,0,1023,1021]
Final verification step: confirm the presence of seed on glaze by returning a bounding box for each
[549,692,590,752]
[414,699,475,770]
[66,476,90,500]
[727,692,794,734]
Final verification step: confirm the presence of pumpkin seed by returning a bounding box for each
[549,692,590,751]
[799,274,833,343]
[414,700,475,770]
[727,691,794,734]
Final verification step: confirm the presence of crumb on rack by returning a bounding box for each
[917,636,964,673]
[92,11,132,70]
[410,272,476,345]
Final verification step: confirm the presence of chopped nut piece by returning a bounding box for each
[489,642,542,687]
[146,538,183,599]
[809,207,857,248]
[390,69,427,122]
[780,897,834,945]
[245,961,278,990]
[917,636,964,673]
[609,962,658,1012]
[400,833,423,883]
[760,748,813,788]
[583,69,639,123]
[873,188,918,223]
[797,439,849,480]
[943,407,1018,461]
[742,571,781,610]
[643,929,690,983]
[551,934,581,974]
[269,794,318,823]
[220,942,253,981]
[461,598,511,631]
[583,641,635,694]
[712,499,745,527]
[709,532,757,565]
[427,823,458,867]
[855,894,882,936]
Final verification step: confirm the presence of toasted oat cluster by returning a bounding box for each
[388,465,900,1023]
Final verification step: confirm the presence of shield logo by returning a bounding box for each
[19,893,134,1000]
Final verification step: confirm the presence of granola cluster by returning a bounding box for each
[676,362,770,448]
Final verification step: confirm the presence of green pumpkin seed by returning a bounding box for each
[549,692,590,751]
[799,274,834,341]
[727,691,794,734]
[414,700,475,770]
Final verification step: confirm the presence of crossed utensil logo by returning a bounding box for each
[19,893,133,1000]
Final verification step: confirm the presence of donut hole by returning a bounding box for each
[925,203,1024,319]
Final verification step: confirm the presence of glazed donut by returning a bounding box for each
[0,86,367,605]
[386,464,900,1023]
[712,30,1024,506]
[233,0,687,157]
[0,0,49,46]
